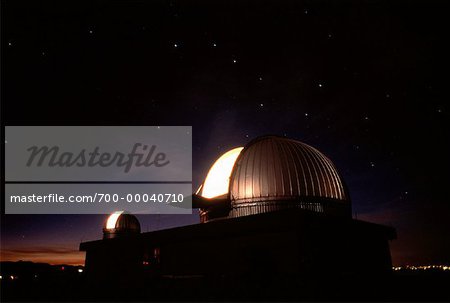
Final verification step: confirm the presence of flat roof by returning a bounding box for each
[80,208,396,251]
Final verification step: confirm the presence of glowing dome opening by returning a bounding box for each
[106,211,124,229]
[195,184,203,195]
[200,147,244,199]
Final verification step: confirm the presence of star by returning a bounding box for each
[41,51,46,56]
[304,9,308,14]
[212,42,217,47]
[437,109,442,113]
[89,30,93,34]
[8,41,12,46]
[259,77,263,81]
[328,34,332,38]
[174,43,178,48]
[318,83,323,88]
[370,162,375,168]
[304,112,309,117]
[259,103,264,107]
[232,59,237,64]
[364,116,369,121]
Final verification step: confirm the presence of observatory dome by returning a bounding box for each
[103,211,141,239]
[197,136,351,221]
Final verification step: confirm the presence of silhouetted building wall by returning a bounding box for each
[80,209,395,284]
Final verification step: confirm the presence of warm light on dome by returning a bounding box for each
[106,211,124,229]
[201,147,243,198]
[195,184,203,195]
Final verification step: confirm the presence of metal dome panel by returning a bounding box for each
[229,136,349,214]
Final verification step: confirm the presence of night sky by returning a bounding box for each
[1,0,449,266]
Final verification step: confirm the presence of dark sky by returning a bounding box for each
[1,0,449,266]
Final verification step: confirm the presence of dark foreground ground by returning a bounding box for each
[1,266,450,302]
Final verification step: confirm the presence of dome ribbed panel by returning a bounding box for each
[230,136,348,204]
[114,214,141,233]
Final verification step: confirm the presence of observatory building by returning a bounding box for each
[80,136,396,291]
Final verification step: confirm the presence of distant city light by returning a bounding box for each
[393,265,450,271]
[78,268,84,273]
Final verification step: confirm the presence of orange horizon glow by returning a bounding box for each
[1,247,85,266]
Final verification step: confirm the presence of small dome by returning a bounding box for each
[103,211,141,239]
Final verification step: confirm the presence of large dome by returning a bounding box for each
[197,135,351,222]
[229,136,350,215]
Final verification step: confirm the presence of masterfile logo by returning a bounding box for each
[26,143,170,173]
[5,126,191,181]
